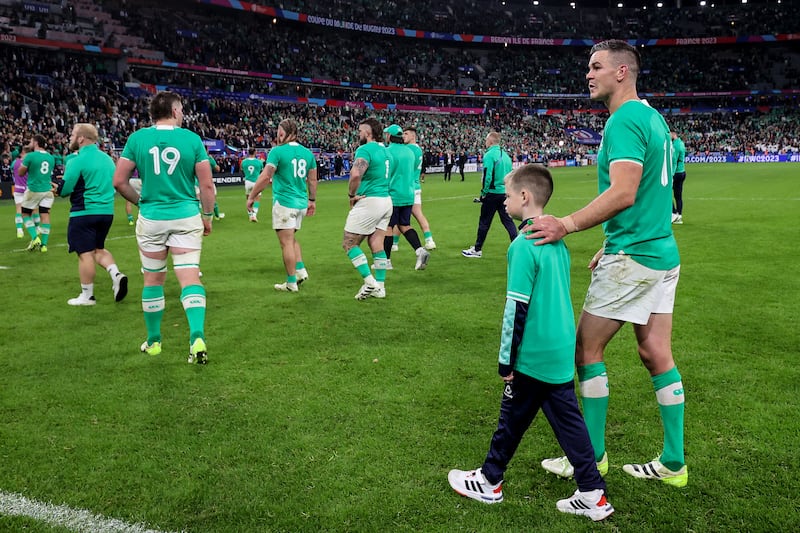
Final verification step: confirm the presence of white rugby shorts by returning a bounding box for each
[583,254,680,325]
[272,201,307,230]
[21,190,54,210]
[344,196,392,235]
[136,214,204,252]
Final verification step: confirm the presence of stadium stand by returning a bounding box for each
[1,0,799,167]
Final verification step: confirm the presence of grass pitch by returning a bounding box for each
[0,163,798,532]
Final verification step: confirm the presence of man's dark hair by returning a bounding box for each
[149,91,182,122]
[32,134,47,149]
[360,118,383,142]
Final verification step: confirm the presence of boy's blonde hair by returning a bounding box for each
[506,164,554,207]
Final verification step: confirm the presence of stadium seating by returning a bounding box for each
[1,0,799,164]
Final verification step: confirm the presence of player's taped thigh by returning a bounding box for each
[172,249,202,270]
[140,252,168,273]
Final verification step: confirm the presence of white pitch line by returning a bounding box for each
[0,490,182,533]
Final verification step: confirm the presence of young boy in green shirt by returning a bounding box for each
[448,164,614,522]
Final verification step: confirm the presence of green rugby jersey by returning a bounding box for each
[120,125,208,220]
[481,145,512,195]
[386,142,415,206]
[60,144,116,217]
[406,142,424,191]
[499,229,575,384]
[241,156,264,183]
[267,142,317,210]
[353,141,390,198]
[598,100,679,270]
[22,150,55,192]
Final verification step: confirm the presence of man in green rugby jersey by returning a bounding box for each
[113,90,216,365]
[241,148,265,222]
[401,126,436,251]
[342,118,392,300]
[383,124,429,270]
[247,119,317,292]
[530,40,687,488]
[19,134,55,252]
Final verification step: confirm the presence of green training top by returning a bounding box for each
[241,156,264,183]
[60,144,116,217]
[22,150,55,193]
[498,228,576,384]
[672,136,686,174]
[386,142,416,206]
[120,125,208,220]
[267,142,317,210]
[481,144,512,195]
[598,100,680,270]
[353,141,390,198]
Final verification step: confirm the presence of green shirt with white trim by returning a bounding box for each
[120,125,208,221]
[598,100,679,270]
[498,226,575,384]
[267,142,317,210]
[353,141,390,198]
[241,157,264,183]
[22,150,55,193]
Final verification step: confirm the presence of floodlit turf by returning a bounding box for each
[0,163,798,532]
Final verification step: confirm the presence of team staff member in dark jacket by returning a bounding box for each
[57,123,128,306]
[462,131,518,258]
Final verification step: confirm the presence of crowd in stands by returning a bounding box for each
[103,0,800,41]
[108,0,800,95]
[275,0,800,39]
[3,1,799,97]
[2,1,799,169]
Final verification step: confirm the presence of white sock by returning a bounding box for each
[106,263,121,278]
[81,283,94,299]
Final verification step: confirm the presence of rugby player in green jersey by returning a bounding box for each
[241,148,265,222]
[342,118,392,300]
[401,126,436,251]
[247,119,317,292]
[113,91,216,364]
[530,40,687,488]
[383,124,430,270]
[205,152,225,220]
[19,135,55,252]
